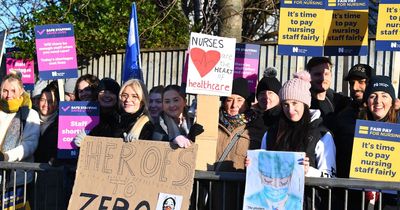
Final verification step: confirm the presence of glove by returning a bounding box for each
[123,132,138,142]
[73,129,87,148]
[173,135,192,148]
[188,123,204,142]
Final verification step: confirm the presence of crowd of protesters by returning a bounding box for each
[0,56,399,210]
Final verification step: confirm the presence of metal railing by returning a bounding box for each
[0,162,399,210]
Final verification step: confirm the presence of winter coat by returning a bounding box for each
[0,108,40,187]
[215,114,267,172]
[152,111,193,142]
[34,116,59,163]
[261,109,336,178]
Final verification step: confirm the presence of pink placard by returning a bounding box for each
[58,115,99,149]
[6,58,35,85]
[36,37,78,71]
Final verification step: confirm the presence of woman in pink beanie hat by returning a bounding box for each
[258,71,337,210]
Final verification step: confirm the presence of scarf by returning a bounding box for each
[220,109,257,132]
[0,92,32,113]
[39,111,58,135]
[159,113,191,140]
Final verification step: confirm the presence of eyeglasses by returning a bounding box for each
[120,93,140,101]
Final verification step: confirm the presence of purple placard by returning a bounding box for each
[234,43,261,93]
[58,101,99,159]
[35,23,78,80]
[6,58,35,89]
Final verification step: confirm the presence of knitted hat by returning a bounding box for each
[257,67,282,96]
[279,71,312,107]
[345,64,374,81]
[232,77,250,100]
[98,78,120,96]
[64,78,77,94]
[363,76,395,102]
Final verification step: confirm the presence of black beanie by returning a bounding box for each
[363,76,395,102]
[98,78,121,96]
[256,67,282,96]
[232,78,250,100]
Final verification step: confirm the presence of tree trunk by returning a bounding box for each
[218,0,244,42]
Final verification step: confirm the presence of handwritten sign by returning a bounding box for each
[186,32,236,96]
[6,58,35,90]
[376,0,400,51]
[324,0,368,55]
[68,138,197,210]
[234,43,260,93]
[58,101,99,159]
[350,120,400,181]
[278,0,325,56]
[243,150,304,210]
[34,23,78,80]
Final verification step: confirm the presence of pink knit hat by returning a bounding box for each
[279,71,312,107]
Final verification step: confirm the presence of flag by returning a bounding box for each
[0,30,7,68]
[123,3,142,82]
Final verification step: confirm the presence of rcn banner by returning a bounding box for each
[57,101,99,159]
[186,32,236,96]
[34,23,78,80]
[376,0,400,51]
[68,138,197,210]
[350,120,400,182]
[324,0,369,56]
[278,0,325,56]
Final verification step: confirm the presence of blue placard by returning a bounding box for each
[376,41,400,51]
[281,0,325,9]
[34,23,75,39]
[355,120,400,142]
[278,45,324,56]
[324,46,368,56]
[326,0,368,10]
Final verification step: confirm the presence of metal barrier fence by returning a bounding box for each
[1,162,400,210]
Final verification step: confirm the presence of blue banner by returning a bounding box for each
[122,3,143,82]
[326,0,368,10]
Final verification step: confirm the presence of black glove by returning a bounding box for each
[188,123,204,142]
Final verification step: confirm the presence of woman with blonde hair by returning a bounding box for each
[0,72,40,208]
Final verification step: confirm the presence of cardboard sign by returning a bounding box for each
[58,101,99,159]
[6,58,35,90]
[376,0,400,51]
[278,0,325,56]
[34,23,78,80]
[68,138,198,210]
[243,150,304,210]
[350,120,400,181]
[186,32,236,96]
[324,0,368,55]
[234,43,260,93]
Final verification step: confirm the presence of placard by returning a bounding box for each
[376,0,400,51]
[243,150,304,210]
[234,43,260,93]
[278,0,325,56]
[350,120,400,181]
[6,58,35,90]
[68,138,197,210]
[34,23,78,80]
[57,101,99,159]
[324,0,368,55]
[186,32,236,96]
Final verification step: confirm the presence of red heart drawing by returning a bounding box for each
[190,48,221,78]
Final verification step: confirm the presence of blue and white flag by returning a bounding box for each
[123,3,143,82]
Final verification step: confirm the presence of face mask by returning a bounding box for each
[262,185,289,202]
